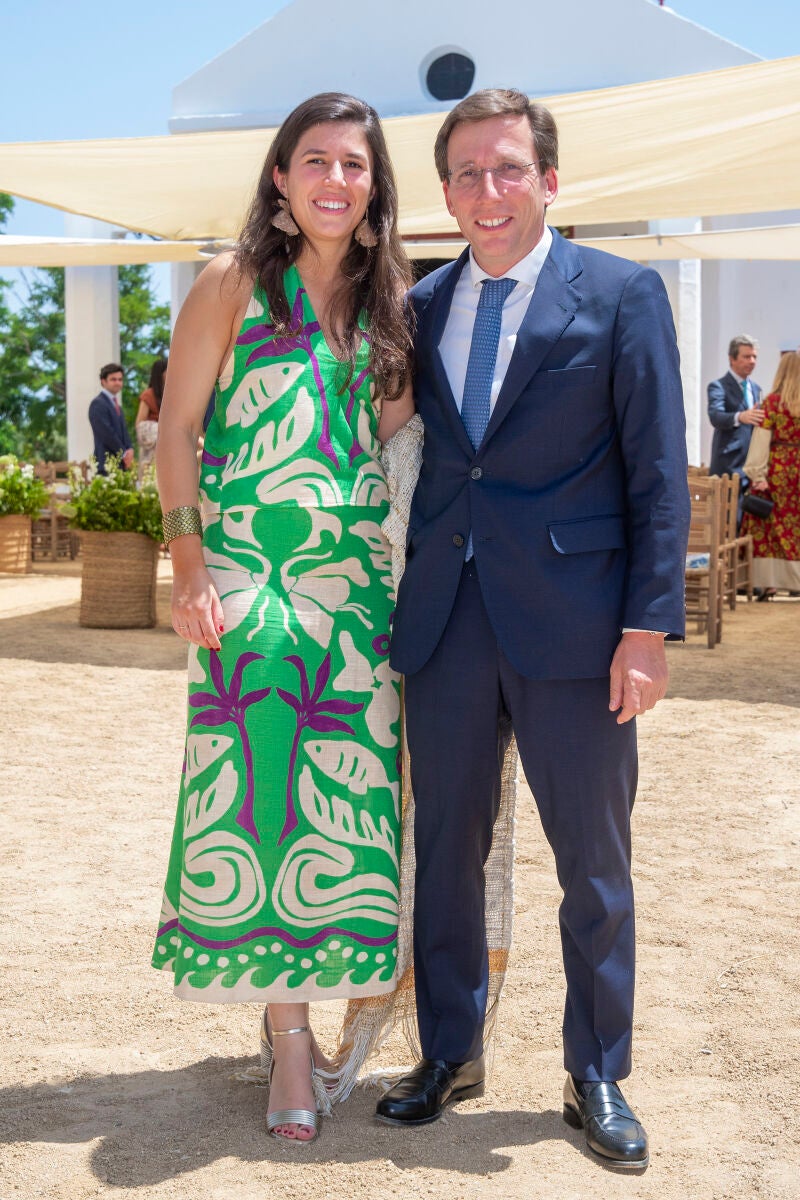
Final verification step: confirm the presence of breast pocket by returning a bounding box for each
[543,365,597,391]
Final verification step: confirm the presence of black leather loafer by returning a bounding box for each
[375,1056,485,1126]
[562,1075,649,1169]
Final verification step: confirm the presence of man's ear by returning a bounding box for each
[443,179,455,218]
[543,167,558,209]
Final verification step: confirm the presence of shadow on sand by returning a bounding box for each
[0,1058,581,1185]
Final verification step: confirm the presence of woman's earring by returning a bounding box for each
[354,216,378,248]
[272,198,300,236]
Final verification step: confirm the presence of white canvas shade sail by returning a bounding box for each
[4,223,800,268]
[1,56,799,242]
[0,235,208,267]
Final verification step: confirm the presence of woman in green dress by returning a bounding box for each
[153,93,414,1142]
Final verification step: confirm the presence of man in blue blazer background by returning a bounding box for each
[707,335,764,479]
[375,90,690,1170]
[88,362,133,475]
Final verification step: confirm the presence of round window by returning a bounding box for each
[425,52,475,102]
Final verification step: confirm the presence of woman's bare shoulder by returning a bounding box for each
[191,251,253,306]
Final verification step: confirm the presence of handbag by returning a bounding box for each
[741,491,774,519]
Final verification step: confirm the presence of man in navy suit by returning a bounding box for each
[375,91,690,1170]
[88,362,133,474]
[707,336,764,479]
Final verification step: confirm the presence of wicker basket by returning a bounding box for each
[79,530,159,628]
[0,514,33,574]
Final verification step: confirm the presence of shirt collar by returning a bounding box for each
[101,387,118,401]
[467,225,553,290]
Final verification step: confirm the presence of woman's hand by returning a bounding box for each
[171,561,225,649]
[750,480,769,493]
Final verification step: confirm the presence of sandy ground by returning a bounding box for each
[1,559,799,1200]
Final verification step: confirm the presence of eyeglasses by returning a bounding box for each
[446,162,537,192]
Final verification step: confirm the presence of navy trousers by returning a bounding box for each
[404,559,638,1083]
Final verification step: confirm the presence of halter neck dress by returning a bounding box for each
[152,265,401,1003]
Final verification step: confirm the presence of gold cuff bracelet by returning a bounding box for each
[163,505,203,545]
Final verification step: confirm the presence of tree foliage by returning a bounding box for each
[118,264,171,429]
[0,193,170,460]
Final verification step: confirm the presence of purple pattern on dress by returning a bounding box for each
[237,286,340,468]
[201,449,227,467]
[157,918,397,949]
[189,651,271,842]
[276,653,363,845]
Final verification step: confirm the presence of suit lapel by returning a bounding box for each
[483,231,582,447]
[421,250,475,458]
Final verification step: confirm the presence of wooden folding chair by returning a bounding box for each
[718,473,753,608]
[685,474,725,648]
[30,460,82,561]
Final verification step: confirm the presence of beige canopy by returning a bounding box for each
[1,55,799,242]
[0,234,208,267]
[4,223,800,269]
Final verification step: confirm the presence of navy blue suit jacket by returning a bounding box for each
[88,391,132,474]
[391,230,690,680]
[707,372,762,477]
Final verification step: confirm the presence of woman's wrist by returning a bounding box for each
[163,504,203,545]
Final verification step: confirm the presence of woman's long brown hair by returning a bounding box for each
[771,351,800,417]
[234,93,413,401]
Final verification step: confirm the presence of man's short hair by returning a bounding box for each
[434,88,559,182]
[728,336,758,360]
[99,362,124,381]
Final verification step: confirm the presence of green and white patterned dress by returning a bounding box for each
[152,266,401,1002]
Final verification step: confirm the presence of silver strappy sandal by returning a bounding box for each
[265,1025,320,1143]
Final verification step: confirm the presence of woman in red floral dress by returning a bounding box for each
[742,351,800,597]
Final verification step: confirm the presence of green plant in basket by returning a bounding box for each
[0,455,50,517]
[60,455,162,541]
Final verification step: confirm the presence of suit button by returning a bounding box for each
[470,466,483,480]
[452,534,465,548]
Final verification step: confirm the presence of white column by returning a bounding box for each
[64,215,120,463]
[648,218,703,466]
[170,261,202,330]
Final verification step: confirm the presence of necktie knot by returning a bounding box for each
[479,276,517,310]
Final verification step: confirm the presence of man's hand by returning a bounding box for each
[122,448,135,468]
[609,632,668,725]
[738,407,765,426]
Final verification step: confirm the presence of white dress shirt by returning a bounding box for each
[439,227,552,409]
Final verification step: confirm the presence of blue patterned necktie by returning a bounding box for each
[461,276,517,449]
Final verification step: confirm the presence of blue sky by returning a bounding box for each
[1,0,799,292]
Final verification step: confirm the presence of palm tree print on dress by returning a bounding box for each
[277,652,363,844]
[189,651,272,842]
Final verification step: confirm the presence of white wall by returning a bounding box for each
[63,216,120,462]
[171,0,757,131]
[700,209,800,464]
